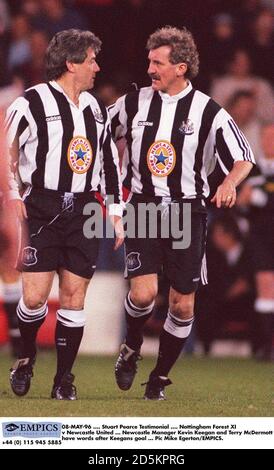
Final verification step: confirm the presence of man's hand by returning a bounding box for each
[109,215,124,250]
[211,179,237,208]
[211,161,253,208]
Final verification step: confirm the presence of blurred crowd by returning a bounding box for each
[0,0,273,359]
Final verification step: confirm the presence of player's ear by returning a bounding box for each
[176,63,187,77]
[66,60,75,73]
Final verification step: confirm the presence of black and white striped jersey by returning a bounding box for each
[109,82,255,199]
[6,81,123,215]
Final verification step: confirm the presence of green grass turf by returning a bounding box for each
[0,351,273,417]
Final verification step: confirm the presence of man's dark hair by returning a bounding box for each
[146,26,199,79]
[46,29,102,81]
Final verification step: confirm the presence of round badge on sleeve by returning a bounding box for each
[147,140,176,177]
[67,136,93,174]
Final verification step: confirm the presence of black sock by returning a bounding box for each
[17,317,45,359]
[4,301,21,356]
[124,293,154,351]
[151,329,188,377]
[54,320,84,385]
[17,300,47,360]
[151,312,194,377]
[125,311,152,351]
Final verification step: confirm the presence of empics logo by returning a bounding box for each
[2,422,62,438]
[4,423,20,432]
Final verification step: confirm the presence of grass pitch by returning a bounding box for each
[0,351,273,417]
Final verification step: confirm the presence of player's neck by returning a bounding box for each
[164,79,188,97]
[56,77,80,106]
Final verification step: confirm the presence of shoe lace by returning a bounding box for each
[124,352,142,369]
[12,365,33,380]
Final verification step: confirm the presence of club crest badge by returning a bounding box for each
[93,108,104,123]
[126,252,141,271]
[67,136,93,174]
[179,118,194,135]
[22,246,38,266]
[147,140,176,177]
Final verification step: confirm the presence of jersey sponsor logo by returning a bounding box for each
[179,118,194,135]
[126,251,141,271]
[147,140,176,177]
[45,114,61,122]
[22,246,38,266]
[93,108,104,123]
[138,120,153,127]
[67,136,93,174]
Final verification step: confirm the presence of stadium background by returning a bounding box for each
[0,0,273,416]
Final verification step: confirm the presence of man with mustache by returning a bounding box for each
[6,29,123,400]
[110,26,255,400]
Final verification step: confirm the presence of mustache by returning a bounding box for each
[149,74,160,80]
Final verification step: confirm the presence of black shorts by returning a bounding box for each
[18,188,101,279]
[124,194,207,294]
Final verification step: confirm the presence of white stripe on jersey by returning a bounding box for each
[41,84,63,190]
[131,88,156,194]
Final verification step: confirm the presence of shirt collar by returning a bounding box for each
[159,81,193,103]
[49,80,90,109]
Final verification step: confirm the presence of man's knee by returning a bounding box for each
[170,295,194,319]
[23,294,48,310]
[130,284,157,308]
[60,288,86,310]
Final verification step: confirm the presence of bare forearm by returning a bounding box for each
[223,161,254,188]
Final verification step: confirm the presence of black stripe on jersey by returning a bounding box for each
[17,115,29,139]
[110,111,121,140]
[194,99,221,197]
[123,91,140,189]
[168,89,195,198]
[5,109,17,132]
[25,89,49,188]
[139,91,162,195]
[102,126,120,203]
[83,107,97,192]
[216,127,234,172]
[48,83,75,192]
[228,119,251,162]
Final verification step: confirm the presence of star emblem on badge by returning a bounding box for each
[154,151,167,165]
[74,147,87,161]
